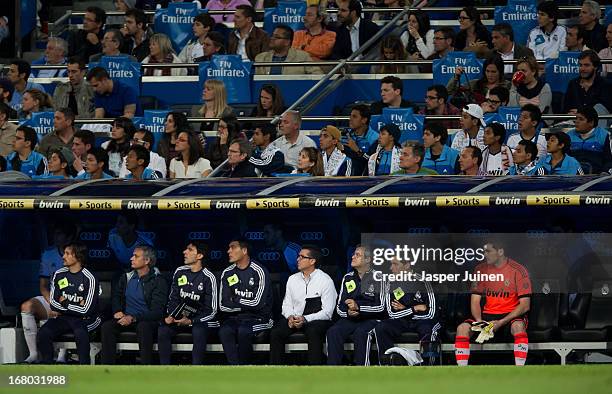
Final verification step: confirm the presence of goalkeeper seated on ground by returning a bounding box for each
[454,241,532,366]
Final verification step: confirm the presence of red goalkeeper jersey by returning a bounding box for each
[471,258,532,315]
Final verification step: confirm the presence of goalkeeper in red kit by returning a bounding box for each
[454,242,531,366]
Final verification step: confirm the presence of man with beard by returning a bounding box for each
[330,0,380,60]
[292,5,336,61]
[564,51,611,117]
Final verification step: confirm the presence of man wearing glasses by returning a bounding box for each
[67,6,106,62]
[481,86,509,114]
[255,25,322,75]
[89,29,137,63]
[269,245,337,365]
[427,27,455,60]
[418,85,460,130]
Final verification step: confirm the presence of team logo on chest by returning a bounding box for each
[198,282,203,291]
[78,283,84,292]
[249,277,255,286]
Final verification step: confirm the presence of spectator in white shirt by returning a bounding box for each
[169,131,212,178]
[271,110,316,168]
[527,1,567,60]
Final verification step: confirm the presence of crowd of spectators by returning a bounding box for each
[0,0,611,178]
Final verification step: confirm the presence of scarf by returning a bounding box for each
[368,145,401,176]
[144,53,175,76]
[516,78,545,100]
[323,148,350,176]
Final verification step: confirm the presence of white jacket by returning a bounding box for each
[282,269,337,322]
[527,25,567,60]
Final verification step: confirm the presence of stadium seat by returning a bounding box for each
[527,280,561,342]
[560,281,612,341]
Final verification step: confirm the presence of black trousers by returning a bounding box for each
[100,319,158,364]
[269,318,332,365]
[157,324,209,365]
[38,315,98,364]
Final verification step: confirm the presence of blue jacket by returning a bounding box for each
[567,127,612,174]
[507,161,546,176]
[422,145,460,175]
[125,167,160,180]
[540,154,584,175]
[336,269,386,321]
[219,261,273,322]
[6,151,48,177]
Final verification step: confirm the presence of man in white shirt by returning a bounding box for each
[269,245,337,365]
[526,1,567,60]
[119,128,167,178]
[271,110,316,168]
[451,104,485,151]
[506,104,547,160]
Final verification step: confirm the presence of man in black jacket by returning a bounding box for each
[330,0,380,60]
[370,76,417,115]
[100,245,168,364]
[219,139,257,178]
[67,7,106,62]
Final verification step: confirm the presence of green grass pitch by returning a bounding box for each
[0,365,611,394]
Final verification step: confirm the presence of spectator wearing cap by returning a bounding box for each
[68,6,106,62]
[542,132,584,175]
[452,104,485,152]
[31,37,68,78]
[393,140,438,176]
[458,146,486,176]
[526,1,567,60]
[0,102,17,157]
[566,106,612,174]
[33,147,76,179]
[368,123,402,176]
[37,108,76,159]
[249,123,286,176]
[422,122,460,175]
[7,60,46,113]
[319,126,352,176]
[563,51,611,118]
[507,140,545,176]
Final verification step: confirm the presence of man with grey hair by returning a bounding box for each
[100,245,168,365]
[579,0,607,52]
[32,37,68,78]
[219,139,257,177]
[89,29,137,62]
[393,141,439,176]
[271,110,317,168]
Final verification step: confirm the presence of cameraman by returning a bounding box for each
[339,104,379,176]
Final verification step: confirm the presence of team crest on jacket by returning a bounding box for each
[198,282,203,291]
[366,284,375,295]
[78,283,84,292]
[249,277,255,286]
[504,279,511,287]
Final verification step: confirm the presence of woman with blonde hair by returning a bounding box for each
[508,56,552,114]
[19,89,53,119]
[142,33,187,76]
[193,79,233,132]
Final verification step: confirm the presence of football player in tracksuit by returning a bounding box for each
[370,258,441,365]
[37,243,100,364]
[158,241,218,365]
[219,238,273,365]
[326,245,386,365]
